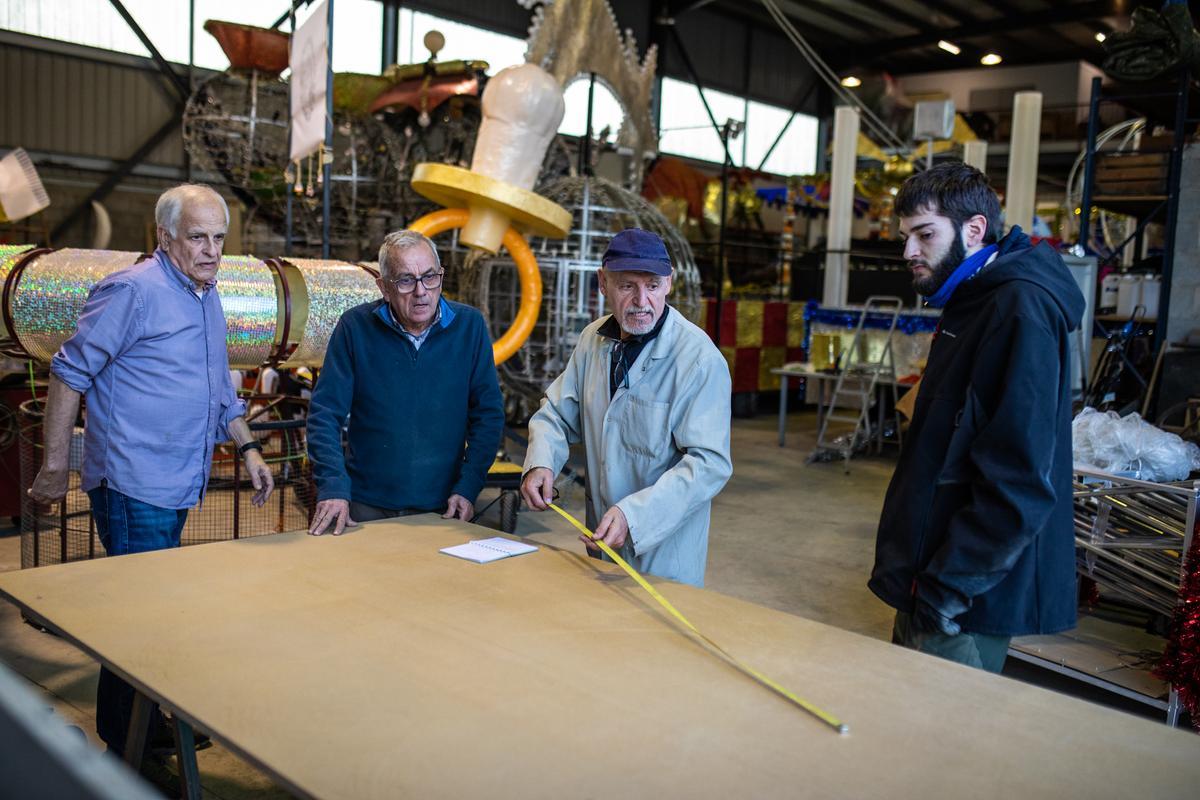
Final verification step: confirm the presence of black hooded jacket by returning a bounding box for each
[869,227,1086,636]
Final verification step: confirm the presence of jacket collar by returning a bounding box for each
[643,306,677,361]
[373,297,456,335]
[615,308,676,395]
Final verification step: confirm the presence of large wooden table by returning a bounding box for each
[1,517,1196,799]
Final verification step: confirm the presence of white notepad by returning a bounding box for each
[439,537,539,563]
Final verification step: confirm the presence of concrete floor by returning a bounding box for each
[0,411,1182,797]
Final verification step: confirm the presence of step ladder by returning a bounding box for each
[809,296,904,472]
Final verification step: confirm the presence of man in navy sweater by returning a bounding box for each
[306,230,504,535]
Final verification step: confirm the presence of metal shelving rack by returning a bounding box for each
[1010,467,1197,726]
[1078,69,1195,352]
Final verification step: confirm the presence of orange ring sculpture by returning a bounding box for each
[409,207,542,366]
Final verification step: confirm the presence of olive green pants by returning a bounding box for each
[892,611,1011,674]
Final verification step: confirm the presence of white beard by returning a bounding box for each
[620,305,656,336]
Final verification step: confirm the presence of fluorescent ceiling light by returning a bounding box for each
[980,53,1003,66]
[938,40,961,55]
[840,75,862,88]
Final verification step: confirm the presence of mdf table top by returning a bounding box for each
[1,516,1196,799]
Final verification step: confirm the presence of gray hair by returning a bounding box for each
[155,184,229,236]
[378,230,441,278]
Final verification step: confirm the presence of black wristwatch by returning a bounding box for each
[239,440,263,456]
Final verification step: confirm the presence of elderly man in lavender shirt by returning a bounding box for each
[27,183,274,758]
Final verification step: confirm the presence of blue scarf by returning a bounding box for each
[924,243,998,308]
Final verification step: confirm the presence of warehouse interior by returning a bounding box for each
[2,1,1200,798]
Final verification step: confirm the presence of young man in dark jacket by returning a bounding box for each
[869,162,1085,672]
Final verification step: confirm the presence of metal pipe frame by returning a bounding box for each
[1154,67,1190,351]
[665,25,734,166]
[322,0,335,259]
[756,78,819,172]
[1078,76,1102,253]
[381,0,400,72]
[272,0,315,32]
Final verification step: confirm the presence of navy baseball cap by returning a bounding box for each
[602,229,673,276]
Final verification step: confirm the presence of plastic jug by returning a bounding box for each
[1141,275,1161,319]
[1116,273,1143,317]
[1099,273,1120,313]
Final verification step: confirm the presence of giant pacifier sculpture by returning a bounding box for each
[407,62,572,365]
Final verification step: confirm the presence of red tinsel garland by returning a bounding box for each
[1154,515,1200,730]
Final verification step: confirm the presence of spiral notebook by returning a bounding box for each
[439,537,538,564]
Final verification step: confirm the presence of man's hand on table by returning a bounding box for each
[309,498,357,536]
[443,494,473,521]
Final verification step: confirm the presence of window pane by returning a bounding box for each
[397,10,525,76]
[658,77,745,166]
[559,77,625,140]
[0,0,189,62]
[286,0,381,75]
[0,0,381,74]
[745,100,818,176]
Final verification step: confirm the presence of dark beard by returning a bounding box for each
[913,234,966,296]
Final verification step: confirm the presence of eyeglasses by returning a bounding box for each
[385,270,444,293]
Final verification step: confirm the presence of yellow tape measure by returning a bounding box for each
[548,503,849,735]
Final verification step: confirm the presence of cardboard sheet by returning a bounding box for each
[1,516,1196,799]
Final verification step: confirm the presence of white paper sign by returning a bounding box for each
[289,0,329,162]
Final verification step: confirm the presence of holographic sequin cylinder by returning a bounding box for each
[9,249,143,362]
[10,251,280,368]
[278,259,379,369]
[0,244,33,285]
[212,255,278,368]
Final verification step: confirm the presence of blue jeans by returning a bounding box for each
[87,486,188,756]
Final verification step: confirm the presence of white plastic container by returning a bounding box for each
[1141,275,1161,319]
[1100,273,1121,313]
[1116,273,1143,317]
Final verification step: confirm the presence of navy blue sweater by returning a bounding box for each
[307,298,504,510]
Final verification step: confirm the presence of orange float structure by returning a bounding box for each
[407,208,543,366]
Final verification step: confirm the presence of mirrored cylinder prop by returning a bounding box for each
[270,258,379,368]
[207,255,279,367]
[7,249,144,363]
[0,249,380,369]
[0,244,34,283]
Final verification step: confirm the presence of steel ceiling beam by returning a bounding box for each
[906,0,967,25]
[668,0,720,15]
[862,0,939,32]
[106,0,190,103]
[832,0,1131,68]
[772,0,896,39]
[50,110,183,242]
[272,0,314,31]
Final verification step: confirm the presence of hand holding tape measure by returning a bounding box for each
[545,500,849,735]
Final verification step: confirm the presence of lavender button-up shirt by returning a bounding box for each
[50,249,247,509]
